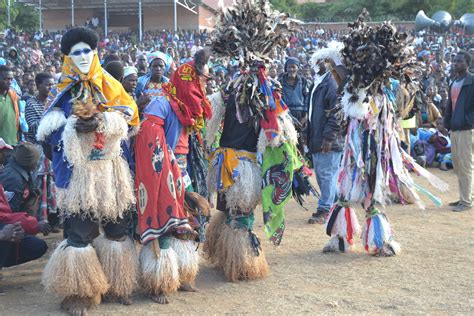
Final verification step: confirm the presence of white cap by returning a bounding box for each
[123,66,138,79]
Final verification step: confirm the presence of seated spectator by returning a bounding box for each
[0,183,48,271]
[0,140,49,281]
[418,85,441,128]
[0,142,41,214]
[410,126,451,169]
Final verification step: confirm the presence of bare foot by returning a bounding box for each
[179,282,198,292]
[150,291,169,304]
[61,296,92,316]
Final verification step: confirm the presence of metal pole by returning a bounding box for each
[104,0,108,37]
[7,0,11,27]
[39,0,42,32]
[71,0,75,26]
[173,0,177,32]
[138,0,142,42]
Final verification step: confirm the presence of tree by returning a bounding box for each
[1,0,39,31]
[291,0,474,22]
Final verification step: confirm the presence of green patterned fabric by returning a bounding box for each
[226,213,255,230]
[261,142,301,245]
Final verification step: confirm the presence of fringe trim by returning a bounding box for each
[36,109,67,141]
[62,112,127,166]
[203,211,227,266]
[42,240,109,299]
[139,241,180,295]
[102,111,129,139]
[220,224,269,282]
[205,91,226,146]
[92,235,138,298]
[224,159,262,212]
[169,238,200,284]
[56,156,135,221]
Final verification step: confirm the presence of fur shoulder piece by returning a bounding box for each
[205,91,226,146]
[102,111,129,140]
[36,109,67,141]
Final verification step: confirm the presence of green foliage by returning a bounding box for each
[273,0,474,22]
[0,0,39,31]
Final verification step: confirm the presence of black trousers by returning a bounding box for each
[0,235,48,268]
[63,212,132,247]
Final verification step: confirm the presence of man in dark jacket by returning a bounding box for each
[0,142,42,214]
[444,51,474,212]
[279,57,310,124]
[306,59,343,223]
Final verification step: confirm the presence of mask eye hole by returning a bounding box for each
[71,48,92,56]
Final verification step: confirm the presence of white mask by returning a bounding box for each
[69,42,94,74]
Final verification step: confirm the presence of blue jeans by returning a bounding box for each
[312,151,342,213]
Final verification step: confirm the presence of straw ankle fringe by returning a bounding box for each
[92,235,138,298]
[42,240,109,300]
[220,225,269,282]
[203,211,227,266]
[169,238,200,284]
[139,241,180,295]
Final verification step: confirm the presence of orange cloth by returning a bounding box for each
[55,54,139,126]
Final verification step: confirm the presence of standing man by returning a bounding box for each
[444,51,474,212]
[25,73,57,227]
[279,57,310,125]
[135,54,148,78]
[307,57,343,224]
[25,73,55,143]
[0,65,19,147]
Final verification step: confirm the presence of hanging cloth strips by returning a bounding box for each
[258,67,288,142]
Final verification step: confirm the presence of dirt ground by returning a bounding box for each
[0,168,473,315]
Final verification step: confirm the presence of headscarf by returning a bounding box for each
[123,66,138,79]
[164,61,212,129]
[49,53,139,126]
[147,51,173,76]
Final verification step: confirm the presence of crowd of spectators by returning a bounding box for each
[0,24,472,276]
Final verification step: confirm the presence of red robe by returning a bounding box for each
[134,115,190,245]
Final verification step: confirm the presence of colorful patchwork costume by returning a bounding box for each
[322,12,448,256]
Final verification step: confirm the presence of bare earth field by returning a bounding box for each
[1,169,473,315]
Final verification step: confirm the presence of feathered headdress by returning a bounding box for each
[342,9,423,99]
[211,0,296,66]
[211,0,297,131]
[338,9,424,120]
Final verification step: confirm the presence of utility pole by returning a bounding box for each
[7,0,11,27]
[71,0,75,26]
[138,0,142,42]
[173,0,177,32]
[39,0,42,31]
[104,0,108,37]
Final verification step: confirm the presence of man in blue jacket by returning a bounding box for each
[444,51,474,212]
[306,58,343,224]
